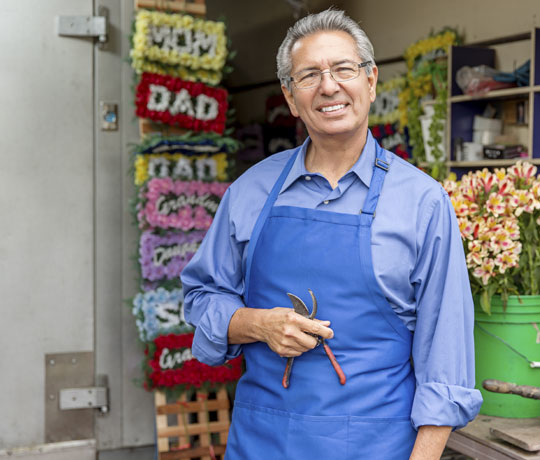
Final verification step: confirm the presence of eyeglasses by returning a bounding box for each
[288,61,372,89]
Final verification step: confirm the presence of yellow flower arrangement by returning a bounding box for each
[135,152,228,186]
[131,10,228,85]
[403,30,456,71]
[398,29,459,176]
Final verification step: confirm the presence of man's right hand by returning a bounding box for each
[227,307,334,358]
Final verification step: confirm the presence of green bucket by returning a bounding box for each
[474,295,540,418]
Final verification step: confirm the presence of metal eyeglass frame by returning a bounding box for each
[288,61,373,89]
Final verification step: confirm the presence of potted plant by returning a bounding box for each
[442,162,540,417]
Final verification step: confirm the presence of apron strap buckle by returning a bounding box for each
[375,158,389,171]
[360,209,376,218]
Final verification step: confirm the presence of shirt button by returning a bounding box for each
[305,175,311,181]
[323,200,329,205]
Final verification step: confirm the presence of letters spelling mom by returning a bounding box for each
[135,72,228,134]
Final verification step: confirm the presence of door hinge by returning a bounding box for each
[59,386,109,413]
[55,6,108,49]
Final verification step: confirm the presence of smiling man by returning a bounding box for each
[181,8,482,460]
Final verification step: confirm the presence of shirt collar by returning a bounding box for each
[280,129,377,194]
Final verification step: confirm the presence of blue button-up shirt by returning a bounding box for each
[182,130,482,429]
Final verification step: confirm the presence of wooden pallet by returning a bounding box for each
[135,0,206,16]
[154,388,231,460]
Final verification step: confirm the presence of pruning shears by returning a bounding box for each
[282,289,347,388]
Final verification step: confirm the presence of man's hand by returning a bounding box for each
[228,307,334,357]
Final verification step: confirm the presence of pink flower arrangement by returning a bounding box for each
[443,161,540,313]
[138,178,230,231]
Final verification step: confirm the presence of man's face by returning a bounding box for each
[282,30,378,140]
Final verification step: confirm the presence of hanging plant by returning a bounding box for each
[399,28,461,179]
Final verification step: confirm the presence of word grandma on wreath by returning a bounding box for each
[131,10,227,85]
[138,179,229,231]
[135,72,228,134]
[140,231,206,281]
[146,333,243,390]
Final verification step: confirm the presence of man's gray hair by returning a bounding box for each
[277,8,375,90]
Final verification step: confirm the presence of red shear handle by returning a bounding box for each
[282,357,294,388]
[322,342,346,385]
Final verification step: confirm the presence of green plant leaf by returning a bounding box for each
[480,289,491,315]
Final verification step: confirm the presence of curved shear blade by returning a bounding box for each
[287,293,310,317]
[287,290,317,319]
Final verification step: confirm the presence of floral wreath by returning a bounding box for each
[131,10,227,85]
[145,333,243,392]
[135,152,228,185]
[133,287,192,342]
[137,178,229,231]
[139,230,206,281]
[135,72,228,134]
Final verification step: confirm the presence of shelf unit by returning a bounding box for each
[446,28,540,169]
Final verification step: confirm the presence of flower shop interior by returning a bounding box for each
[2,0,540,459]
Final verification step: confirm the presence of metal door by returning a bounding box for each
[0,0,154,457]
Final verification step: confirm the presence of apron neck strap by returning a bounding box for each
[360,143,390,226]
[244,146,300,303]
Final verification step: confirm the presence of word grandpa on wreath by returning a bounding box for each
[138,179,229,231]
[135,72,228,134]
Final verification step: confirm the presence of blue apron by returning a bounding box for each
[226,142,417,459]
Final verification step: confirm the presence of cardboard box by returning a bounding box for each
[483,144,522,159]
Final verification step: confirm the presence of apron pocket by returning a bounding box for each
[285,412,348,460]
[226,402,290,460]
[348,417,417,460]
[227,403,415,460]
[228,402,348,460]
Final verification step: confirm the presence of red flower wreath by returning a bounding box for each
[146,332,243,391]
[135,72,229,134]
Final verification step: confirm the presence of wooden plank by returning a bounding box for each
[491,426,540,452]
[449,415,540,460]
[450,86,532,103]
[157,399,229,414]
[197,393,211,460]
[139,118,190,137]
[134,0,206,16]
[175,393,190,451]
[448,431,526,460]
[447,158,540,167]
[154,392,170,453]
[158,421,230,438]
[160,445,226,460]
[216,389,230,444]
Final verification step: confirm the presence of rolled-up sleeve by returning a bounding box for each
[181,188,245,366]
[410,188,483,430]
